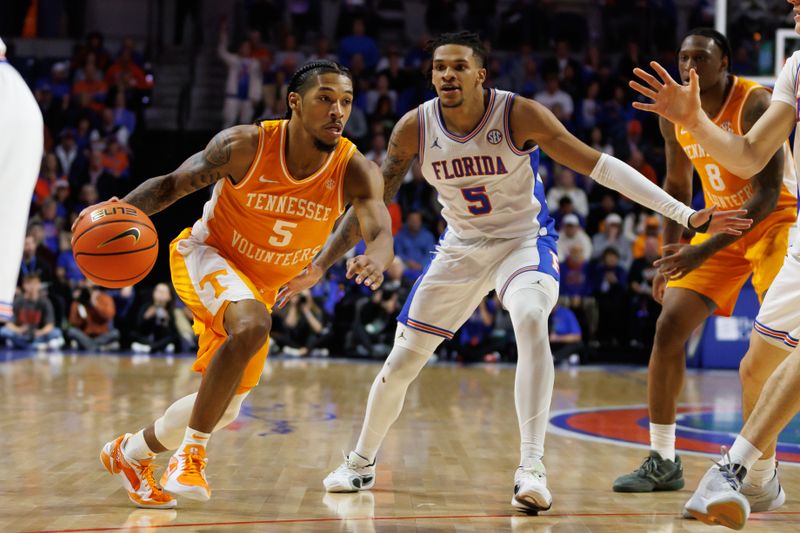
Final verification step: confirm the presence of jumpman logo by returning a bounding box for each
[431,137,442,149]
[398,328,407,340]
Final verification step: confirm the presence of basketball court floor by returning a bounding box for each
[2,350,799,532]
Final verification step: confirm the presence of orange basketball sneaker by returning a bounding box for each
[161,444,211,501]
[100,434,177,509]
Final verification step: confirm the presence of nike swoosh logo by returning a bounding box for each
[191,433,209,440]
[259,176,278,183]
[97,227,141,248]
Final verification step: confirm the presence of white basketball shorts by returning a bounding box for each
[753,251,800,351]
[397,230,559,345]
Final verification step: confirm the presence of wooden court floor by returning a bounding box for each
[2,351,800,532]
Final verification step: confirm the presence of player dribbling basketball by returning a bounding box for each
[83,60,394,508]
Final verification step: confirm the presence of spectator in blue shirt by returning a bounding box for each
[550,302,582,364]
[338,18,379,69]
[394,211,436,280]
[456,295,498,363]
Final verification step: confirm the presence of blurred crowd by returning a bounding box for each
[5,0,767,363]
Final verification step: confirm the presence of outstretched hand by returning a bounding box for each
[629,61,703,129]
[688,205,751,236]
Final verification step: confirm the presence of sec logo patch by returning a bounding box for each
[486,129,503,144]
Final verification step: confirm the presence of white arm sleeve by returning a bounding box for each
[590,153,695,227]
[772,51,800,108]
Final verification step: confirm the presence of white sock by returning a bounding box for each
[506,288,555,467]
[180,427,211,450]
[723,435,763,472]
[744,456,776,487]
[348,450,372,467]
[123,430,156,461]
[650,423,676,462]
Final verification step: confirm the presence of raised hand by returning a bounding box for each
[629,62,703,129]
[688,205,752,236]
[346,255,384,290]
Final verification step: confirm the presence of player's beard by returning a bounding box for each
[313,136,338,153]
[439,96,464,108]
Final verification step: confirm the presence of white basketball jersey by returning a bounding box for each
[417,88,556,240]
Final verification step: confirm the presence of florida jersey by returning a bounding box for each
[417,88,556,240]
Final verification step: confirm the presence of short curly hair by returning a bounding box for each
[427,31,487,67]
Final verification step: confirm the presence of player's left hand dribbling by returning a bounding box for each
[346,255,384,289]
[71,196,120,232]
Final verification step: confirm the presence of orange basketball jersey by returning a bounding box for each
[190,119,355,301]
[675,76,797,211]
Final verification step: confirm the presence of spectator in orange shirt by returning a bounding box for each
[105,48,150,89]
[34,153,64,204]
[632,215,664,259]
[72,62,107,112]
[101,138,130,178]
[66,282,120,351]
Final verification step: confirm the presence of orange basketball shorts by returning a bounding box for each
[169,228,274,393]
[667,208,795,317]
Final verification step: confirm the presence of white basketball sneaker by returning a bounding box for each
[742,467,786,513]
[323,452,376,493]
[512,460,552,512]
[683,464,785,519]
[684,451,750,530]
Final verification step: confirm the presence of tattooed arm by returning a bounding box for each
[122,125,259,215]
[312,109,419,272]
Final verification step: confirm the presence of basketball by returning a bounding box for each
[71,201,159,288]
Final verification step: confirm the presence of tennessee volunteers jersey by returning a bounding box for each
[190,120,354,298]
[675,76,797,211]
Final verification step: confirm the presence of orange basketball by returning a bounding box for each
[71,201,159,288]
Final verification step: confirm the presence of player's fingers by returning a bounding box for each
[650,61,676,85]
[361,266,382,288]
[660,243,684,254]
[276,287,293,309]
[355,263,377,285]
[689,68,700,92]
[632,67,664,89]
[715,207,746,217]
[369,272,384,289]
[346,257,361,279]
[727,219,753,229]
[631,101,658,113]
[629,81,659,101]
